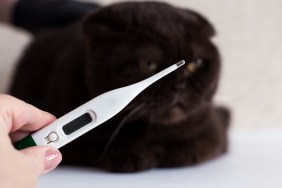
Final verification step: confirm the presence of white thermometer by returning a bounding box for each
[15,60,185,150]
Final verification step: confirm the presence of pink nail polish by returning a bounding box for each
[45,149,62,172]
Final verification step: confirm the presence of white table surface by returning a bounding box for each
[38,129,282,188]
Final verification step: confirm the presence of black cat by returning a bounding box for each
[10,2,230,172]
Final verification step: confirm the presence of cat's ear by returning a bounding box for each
[180,9,216,38]
[81,8,129,40]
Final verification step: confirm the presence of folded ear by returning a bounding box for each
[180,8,216,38]
[81,2,215,41]
[81,5,134,41]
[82,11,115,40]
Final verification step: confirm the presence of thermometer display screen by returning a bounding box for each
[62,113,93,135]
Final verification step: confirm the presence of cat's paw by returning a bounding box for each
[157,124,228,168]
[100,151,156,173]
[215,106,231,127]
[157,144,207,168]
[158,143,223,168]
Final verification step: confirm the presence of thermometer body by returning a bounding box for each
[15,60,185,150]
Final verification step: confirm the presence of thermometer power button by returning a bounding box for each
[44,132,59,144]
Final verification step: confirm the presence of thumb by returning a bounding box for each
[21,146,62,175]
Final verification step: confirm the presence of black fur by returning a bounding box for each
[10,2,230,172]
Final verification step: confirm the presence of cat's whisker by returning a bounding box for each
[146,112,155,140]
[98,103,146,160]
[123,102,141,112]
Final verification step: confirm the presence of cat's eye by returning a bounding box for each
[187,58,203,73]
[139,60,158,74]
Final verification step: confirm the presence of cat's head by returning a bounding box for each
[81,2,220,125]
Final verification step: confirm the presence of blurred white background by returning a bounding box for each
[0,0,281,130]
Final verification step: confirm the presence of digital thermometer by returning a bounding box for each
[15,60,185,150]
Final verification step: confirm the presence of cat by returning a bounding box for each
[10,1,230,172]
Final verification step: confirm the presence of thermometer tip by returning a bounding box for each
[176,60,185,67]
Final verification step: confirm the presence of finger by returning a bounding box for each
[0,94,56,133]
[21,146,62,175]
[9,130,30,143]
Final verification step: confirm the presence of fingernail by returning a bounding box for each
[45,149,62,172]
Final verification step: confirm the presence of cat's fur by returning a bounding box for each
[10,2,230,172]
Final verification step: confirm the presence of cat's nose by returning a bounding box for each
[174,83,186,91]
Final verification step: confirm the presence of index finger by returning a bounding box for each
[0,95,56,134]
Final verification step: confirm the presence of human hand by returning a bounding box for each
[0,94,62,188]
[0,0,16,23]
